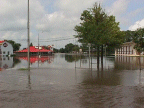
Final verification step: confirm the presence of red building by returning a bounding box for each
[15,46,53,56]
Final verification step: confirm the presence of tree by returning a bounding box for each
[59,48,65,53]
[80,43,89,52]
[29,43,33,46]
[53,48,59,53]
[74,3,124,68]
[75,3,124,46]
[6,40,21,51]
[65,43,79,53]
[123,28,144,54]
[123,30,134,42]
[72,45,79,52]
[133,28,144,54]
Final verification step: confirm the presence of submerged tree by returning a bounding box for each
[74,3,124,68]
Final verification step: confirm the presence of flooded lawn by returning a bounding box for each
[0,54,144,108]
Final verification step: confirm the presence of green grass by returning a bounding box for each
[18,68,29,70]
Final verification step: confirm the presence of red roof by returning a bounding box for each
[0,40,5,43]
[16,46,53,53]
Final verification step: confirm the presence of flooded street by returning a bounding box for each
[0,54,144,108]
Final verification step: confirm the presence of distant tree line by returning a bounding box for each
[54,43,89,53]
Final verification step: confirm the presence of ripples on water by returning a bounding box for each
[0,54,144,108]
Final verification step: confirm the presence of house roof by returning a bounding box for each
[0,40,5,44]
[15,46,53,53]
[122,41,135,46]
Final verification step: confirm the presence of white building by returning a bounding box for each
[0,40,13,56]
[115,42,141,56]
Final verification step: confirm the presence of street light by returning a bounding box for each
[38,31,43,57]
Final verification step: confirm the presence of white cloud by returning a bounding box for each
[36,12,79,32]
[107,0,130,16]
[0,0,143,49]
[35,0,106,48]
[0,0,45,31]
[0,0,46,48]
[129,19,144,31]
[106,0,130,28]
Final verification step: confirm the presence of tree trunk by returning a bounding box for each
[101,45,103,71]
[97,45,99,70]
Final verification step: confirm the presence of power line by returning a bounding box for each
[40,38,75,42]
[39,36,74,40]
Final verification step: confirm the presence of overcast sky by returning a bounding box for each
[0,0,144,49]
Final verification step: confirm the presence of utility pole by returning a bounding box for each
[38,33,40,68]
[38,33,39,56]
[27,0,30,71]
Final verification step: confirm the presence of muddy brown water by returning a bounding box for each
[0,54,144,108]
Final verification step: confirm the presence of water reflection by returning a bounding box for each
[17,56,54,64]
[79,56,144,86]
[0,54,144,107]
[0,56,13,70]
[13,57,21,67]
[75,56,144,107]
[65,54,86,62]
[115,56,144,70]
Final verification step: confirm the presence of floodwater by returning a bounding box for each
[0,54,144,108]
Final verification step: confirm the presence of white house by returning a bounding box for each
[0,40,13,56]
[115,42,143,56]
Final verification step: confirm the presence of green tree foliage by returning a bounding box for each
[65,43,74,53]
[123,30,134,42]
[80,43,89,52]
[7,40,21,51]
[53,48,59,53]
[65,43,79,53]
[123,28,144,54]
[58,43,80,53]
[59,48,65,53]
[133,28,144,53]
[74,3,124,48]
[29,43,33,46]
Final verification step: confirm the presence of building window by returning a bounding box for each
[3,51,5,54]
